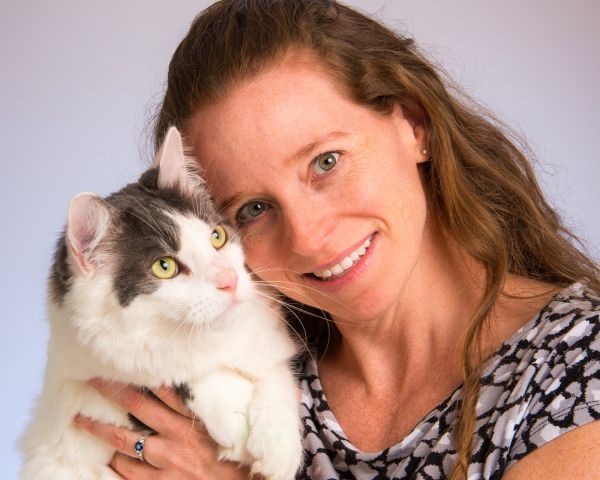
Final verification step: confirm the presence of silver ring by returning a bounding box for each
[134,434,148,462]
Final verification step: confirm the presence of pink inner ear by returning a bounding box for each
[69,216,94,252]
[66,192,108,273]
[155,127,204,196]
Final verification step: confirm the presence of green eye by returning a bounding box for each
[314,152,339,174]
[236,201,269,226]
[151,257,178,279]
[211,225,227,249]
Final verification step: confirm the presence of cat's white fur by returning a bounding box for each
[20,128,303,479]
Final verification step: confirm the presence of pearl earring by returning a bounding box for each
[421,148,428,156]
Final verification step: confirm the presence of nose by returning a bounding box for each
[216,268,238,293]
[212,260,238,293]
[282,199,331,258]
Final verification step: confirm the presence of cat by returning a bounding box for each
[20,127,303,480]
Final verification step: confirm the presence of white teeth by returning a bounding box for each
[330,264,344,275]
[340,257,353,269]
[313,236,372,280]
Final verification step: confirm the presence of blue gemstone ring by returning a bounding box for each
[134,434,148,462]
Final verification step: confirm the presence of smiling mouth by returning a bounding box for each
[311,236,372,280]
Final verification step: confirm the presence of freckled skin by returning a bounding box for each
[188,54,429,325]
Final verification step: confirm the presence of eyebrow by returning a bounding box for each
[218,130,348,213]
[287,130,348,166]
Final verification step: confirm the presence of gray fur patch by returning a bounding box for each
[127,384,193,431]
[127,412,153,433]
[127,387,158,433]
[174,382,194,405]
[48,235,71,305]
[106,168,219,306]
[50,167,225,307]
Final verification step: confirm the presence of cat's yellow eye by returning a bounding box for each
[211,225,227,250]
[151,257,178,279]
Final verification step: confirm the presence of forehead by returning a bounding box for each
[185,53,386,202]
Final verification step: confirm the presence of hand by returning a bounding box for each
[74,380,254,479]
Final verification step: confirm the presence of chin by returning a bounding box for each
[322,291,398,326]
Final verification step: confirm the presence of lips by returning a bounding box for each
[312,236,372,280]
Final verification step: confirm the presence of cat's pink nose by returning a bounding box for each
[216,267,238,293]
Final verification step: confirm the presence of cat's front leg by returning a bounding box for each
[246,363,303,480]
[187,370,255,465]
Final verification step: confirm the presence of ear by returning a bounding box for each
[395,102,429,164]
[153,127,204,196]
[66,192,112,274]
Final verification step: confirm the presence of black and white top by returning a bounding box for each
[298,283,600,479]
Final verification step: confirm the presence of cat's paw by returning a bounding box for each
[246,407,303,480]
[217,443,253,465]
[203,410,252,464]
[188,370,255,464]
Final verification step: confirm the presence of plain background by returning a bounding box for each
[1,1,598,476]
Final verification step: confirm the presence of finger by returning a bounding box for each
[88,379,188,436]
[74,415,169,468]
[150,385,194,419]
[110,452,159,480]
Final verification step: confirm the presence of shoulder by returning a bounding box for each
[502,418,600,479]
[501,282,600,370]
[470,283,600,478]
[518,282,600,393]
[503,283,600,473]
[528,282,600,345]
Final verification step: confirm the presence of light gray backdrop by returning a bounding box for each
[1,1,598,477]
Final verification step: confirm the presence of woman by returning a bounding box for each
[75,0,600,478]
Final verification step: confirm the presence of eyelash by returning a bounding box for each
[235,200,271,227]
[234,151,341,227]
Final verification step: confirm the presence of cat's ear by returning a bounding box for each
[153,127,204,196]
[66,193,112,274]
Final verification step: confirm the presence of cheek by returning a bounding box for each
[241,235,277,276]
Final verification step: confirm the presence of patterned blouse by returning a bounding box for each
[297,283,600,479]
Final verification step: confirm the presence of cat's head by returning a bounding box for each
[50,128,254,336]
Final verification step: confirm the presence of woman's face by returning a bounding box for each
[187,53,430,323]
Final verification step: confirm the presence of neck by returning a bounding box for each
[322,219,557,398]
[328,230,479,394]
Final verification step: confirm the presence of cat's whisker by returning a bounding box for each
[127,197,169,239]
[120,209,165,239]
[253,290,329,324]
[184,307,209,344]
[253,279,356,318]
[251,266,305,275]
[251,293,314,360]
[255,291,335,360]
[249,267,359,312]
[256,284,378,331]
[168,314,190,341]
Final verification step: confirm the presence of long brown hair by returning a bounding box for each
[153,1,599,478]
